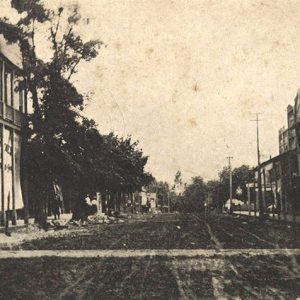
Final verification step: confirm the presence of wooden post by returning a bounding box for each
[271,179,276,220]
[0,60,3,102]
[262,169,267,216]
[278,161,285,221]
[1,61,4,116]
[60,187,65,214]
[5,192,10,234]
[118,192,121,212]
[22,135,29,225]
[281,186,287,222]
[22,176,29,225]
[292,173,296,224]
[22,81,29,224]
[247,183,251,216]
[254,182,257,219]
[120,192,124,213]
[272,183,275,221]
[123,193,127,213]
[45,185,49,218]
[11,129,16,225]
[114,193,117,212]
[96,192,102,214]
[274,175,280,222]
[123,192,126,212]
[3,61,6,116]
[288,156,292,221]
[0,61,5,226]
[11,70,14,123]
[131,193,135,214]
[1,124,5,226]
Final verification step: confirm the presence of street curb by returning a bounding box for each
[0,248,299,259]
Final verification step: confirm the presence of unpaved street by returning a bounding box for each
[0,213,299,299]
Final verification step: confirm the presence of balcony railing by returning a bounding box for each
[0,101,25,128]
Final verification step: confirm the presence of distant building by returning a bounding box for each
[279,90,300,155]
[253,90,300,216]
[254,150,298,214]
[279,127,289,154]
[137,190,157,213]
[0,35,27,225]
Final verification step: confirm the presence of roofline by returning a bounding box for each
[254,149,297,171]
[0,52,23,74]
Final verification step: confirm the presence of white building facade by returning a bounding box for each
[0,36,27,225]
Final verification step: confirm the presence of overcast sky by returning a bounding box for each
[2,0,300,183]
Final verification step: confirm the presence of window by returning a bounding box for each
[19,81,24,112]
[4,68,12,106]
[13,75,19,110]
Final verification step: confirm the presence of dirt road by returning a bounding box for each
[0,213,299,299]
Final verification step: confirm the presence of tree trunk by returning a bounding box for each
[34,188,47,228]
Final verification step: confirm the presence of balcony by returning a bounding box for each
[0,101,25,128]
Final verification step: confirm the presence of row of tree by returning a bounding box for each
[206,165,254,211]
[0,0,153,225]
[149,166,254,213]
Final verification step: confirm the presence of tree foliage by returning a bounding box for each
[0,1,153,224]
[173,170,183,195]
[217,165,254,205]
[177,176,207,213]
[175,165,254,213]
[146,180,170,207]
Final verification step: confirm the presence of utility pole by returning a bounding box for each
[251,113,264,220]
[226,156,233,213]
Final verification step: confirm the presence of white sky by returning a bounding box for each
[2,0,300,184]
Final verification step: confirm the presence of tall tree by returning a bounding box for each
[0,1,101,225]
[1,1,154,223]
[173,170,183,195]
[206,179,222,211]
[180,176,207,213]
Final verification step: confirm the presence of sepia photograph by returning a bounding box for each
[0,0,299,299]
